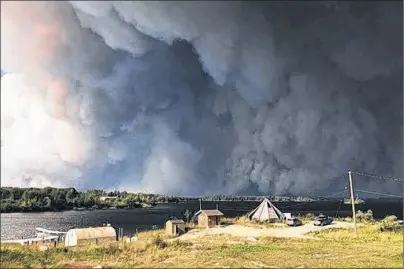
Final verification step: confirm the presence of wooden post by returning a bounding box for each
[199,199,202,211]
[348,171,358,236]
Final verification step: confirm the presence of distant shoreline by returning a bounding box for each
[1,186,401,214]
[0,186,318,214]
[0,203,155,214]
[1,198,402,214]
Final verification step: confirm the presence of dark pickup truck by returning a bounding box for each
[313,214,333,226]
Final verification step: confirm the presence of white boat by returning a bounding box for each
[35,227,67,235]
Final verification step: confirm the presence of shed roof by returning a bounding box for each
[68,227,116,240]
[200,209,224,216]
[167,219,185,224]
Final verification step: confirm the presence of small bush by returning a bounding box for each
[356,210,374,223]
[343,217,353,222]
[168,240,192,249]
[157,241,167,249]
[380,215,402,232]
[383,215,398,222]
[151,236,167,249]
[186,223,202,230]
[296,213,315,224]
[297,213,314,221]
[305,213,315,219]
[237,216,250,223]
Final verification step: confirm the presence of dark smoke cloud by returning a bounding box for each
[1,1,402,196]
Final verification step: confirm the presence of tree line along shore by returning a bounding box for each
[0,187,318,213]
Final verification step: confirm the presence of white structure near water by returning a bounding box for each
[247,197,285,221]
[64,226,117,247]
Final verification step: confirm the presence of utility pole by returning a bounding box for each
[348,171,358,236]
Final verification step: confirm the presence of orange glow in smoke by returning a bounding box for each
[1,1,88,166]
[46,80,69,118]
[1,1,62,67]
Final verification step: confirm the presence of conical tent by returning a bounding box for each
[247,198,283,221]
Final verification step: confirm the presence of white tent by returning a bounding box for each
[247,197,284,221]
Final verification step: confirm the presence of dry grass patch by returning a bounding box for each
[308,215,403,243]
[1,222,402,268]
[222,216,287,228]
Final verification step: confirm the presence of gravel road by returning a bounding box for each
[177,221,355,240]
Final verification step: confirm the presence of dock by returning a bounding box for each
[1,235,59,246]
[1,227,66,246]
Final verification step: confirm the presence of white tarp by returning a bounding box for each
[247,198,283,221]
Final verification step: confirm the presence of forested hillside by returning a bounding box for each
[0,187,316,213]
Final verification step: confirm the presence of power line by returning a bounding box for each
[301,173,348,197]
[278,184,348,212]
[322,190,346,198]
[351,171,403,182]
[355,189,403,198]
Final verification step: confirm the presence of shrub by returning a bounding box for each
[302,213,315,220]
[383,215,398,222]
[296,213,314,223]
[151,236,167,249]
[236,216,250,224]
[343,217,353,222]
[156,240,167,249]
[356,210,374,223]
[380,215,402,232]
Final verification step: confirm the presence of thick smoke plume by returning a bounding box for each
[1,1,402,196]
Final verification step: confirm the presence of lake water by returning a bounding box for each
[1,200,402,240]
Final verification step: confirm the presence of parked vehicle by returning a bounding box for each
[314,214,333,226]
[286,217,302,227]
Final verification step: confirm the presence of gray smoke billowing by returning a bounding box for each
[1,1,402,196]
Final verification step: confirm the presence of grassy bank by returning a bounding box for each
[1,218,402,268]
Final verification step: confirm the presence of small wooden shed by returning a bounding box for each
[197,209,224,228]
[64,227,117,247]
[165,219,186,236]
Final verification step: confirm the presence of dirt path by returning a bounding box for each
[176,221,355,241]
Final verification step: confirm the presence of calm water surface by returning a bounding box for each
[1,201,402,240]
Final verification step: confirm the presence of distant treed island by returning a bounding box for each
[0,187,316,213]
